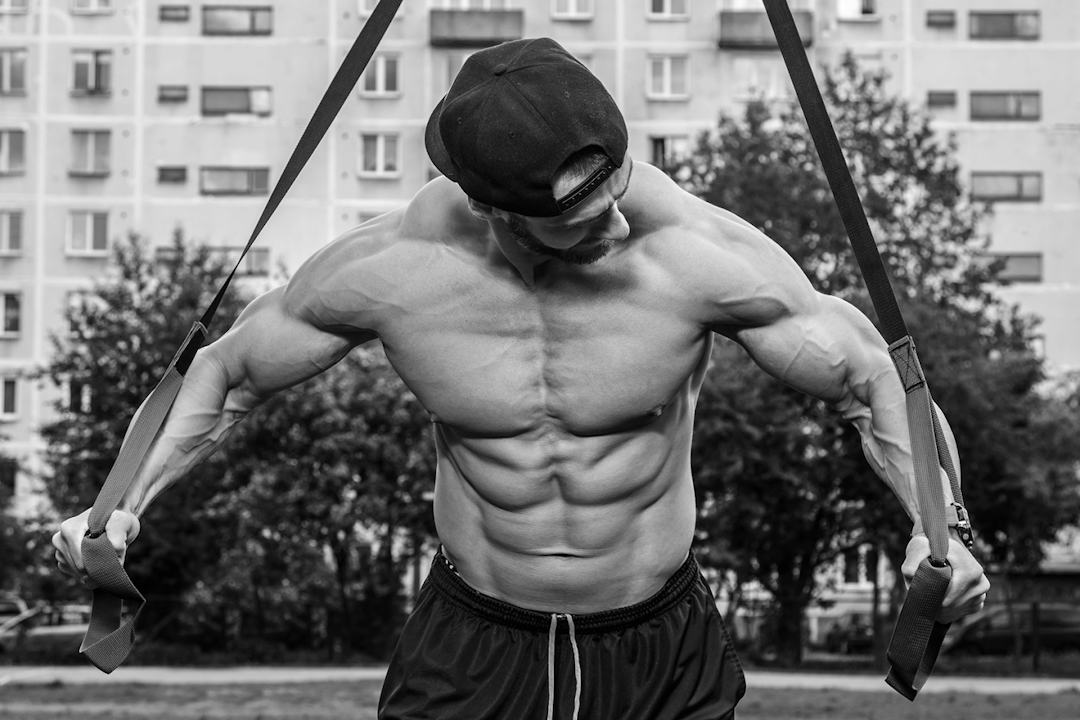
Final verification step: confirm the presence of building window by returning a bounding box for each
[970,92,1040,121]
[159,5,190,22]
[927,91,957,109]
[1,293,20,337]
[69,130,111,177]
[837,0,877,20]
[361,54,400,97]
[200,167,270,195]
[0,0,29,14]
[157,85,189,103]
[647,0,687,20]
[214,246,269,276]
[970,172,1042,203]
[0,210,21,255]
[970,11,1039,40]
[201,86,272,116]
[431,0,509,8]
[650,135,689,167]
[66,380,92,414]
[989,252,1042,283]
[1,377,16,419]
[68,210,109,256]
[70,0,114,14]
[0,457,15,494]
[72,50,112,96]
[0,130,25,175]
[359,133,400,176]
[203,6,273,36]
[157,166,187,184]
[926,10,955,28]
[552,0,592,20]
[647,55,689,99]
[0,48,27,96]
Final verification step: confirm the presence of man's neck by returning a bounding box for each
[488,222,547,288]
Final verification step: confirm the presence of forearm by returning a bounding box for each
[117,348,254,516]
[838,368,961,529]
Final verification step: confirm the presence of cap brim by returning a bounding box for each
[425,96,459,182]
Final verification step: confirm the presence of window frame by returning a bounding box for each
[360,53,401,98]
[551,0,594,21]
[925,10,956,29]
[0,376,17,419]
[202,5,274,36]
[70,0,114,15]
[66,210,110,257]
[926,90,957,109]
[0,292,21,338]
[199,166,271,196]
[358,132,401,178]
[69,129,111,178]
[0,210,22,256]
[200,86,273,117]
[71,49,112,96]
[970,171,1043,203]
[0,48,27,96]
[157,85,189,103]
[969,11,1040,40]
[156,166,188,184]
[0,129,26,176]
[969,91,1040,121]
[0,0,29,15]
[158,5,191,22]
[646,54,690,101]
[646,0,688,21]
[987,252,1043,283]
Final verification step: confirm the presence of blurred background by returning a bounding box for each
[1,0,1079,682]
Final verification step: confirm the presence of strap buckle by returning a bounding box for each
[951,503,975,550]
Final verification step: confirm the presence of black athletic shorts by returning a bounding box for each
[378,548,746,720]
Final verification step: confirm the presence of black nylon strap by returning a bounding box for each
[760,0,969,700]
[78,0,403,673]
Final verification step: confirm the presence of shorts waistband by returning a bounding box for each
[429,548,701,634]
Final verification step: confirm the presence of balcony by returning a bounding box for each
[429,9,524,48]
[718,10,814,49]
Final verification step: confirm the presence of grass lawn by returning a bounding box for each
[2,681,1079,720]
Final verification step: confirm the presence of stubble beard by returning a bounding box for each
[506,216,615,266]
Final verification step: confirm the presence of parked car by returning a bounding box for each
[941,603,1080,655]
[0,603,91,657]
[823,617,874,655]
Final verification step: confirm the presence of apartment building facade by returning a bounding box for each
[1,1,1077,526]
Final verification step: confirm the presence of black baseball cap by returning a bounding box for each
[425,37,628,218]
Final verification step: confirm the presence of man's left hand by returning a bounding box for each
[901,531,991,624]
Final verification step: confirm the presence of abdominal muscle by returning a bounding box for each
[431,407,699,614]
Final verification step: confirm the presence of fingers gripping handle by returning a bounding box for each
[886,558,952,700]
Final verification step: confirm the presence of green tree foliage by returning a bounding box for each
[36,232,252,630]
[670,53,1080,664]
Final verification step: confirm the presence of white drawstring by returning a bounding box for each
[567,613,581,720]
[547,614,557,720]
[546,613,581,720]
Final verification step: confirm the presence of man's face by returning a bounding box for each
[504,159,634,266]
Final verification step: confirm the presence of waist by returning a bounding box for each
[430,546,701,634]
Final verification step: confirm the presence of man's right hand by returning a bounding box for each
[51,509,141,588]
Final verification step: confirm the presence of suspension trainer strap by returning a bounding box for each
[78,0,403,674]
[761,0,971,700]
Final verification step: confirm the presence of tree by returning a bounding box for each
[182,347,436,660]
[37,232,253,631]
[670,53,1080,665]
